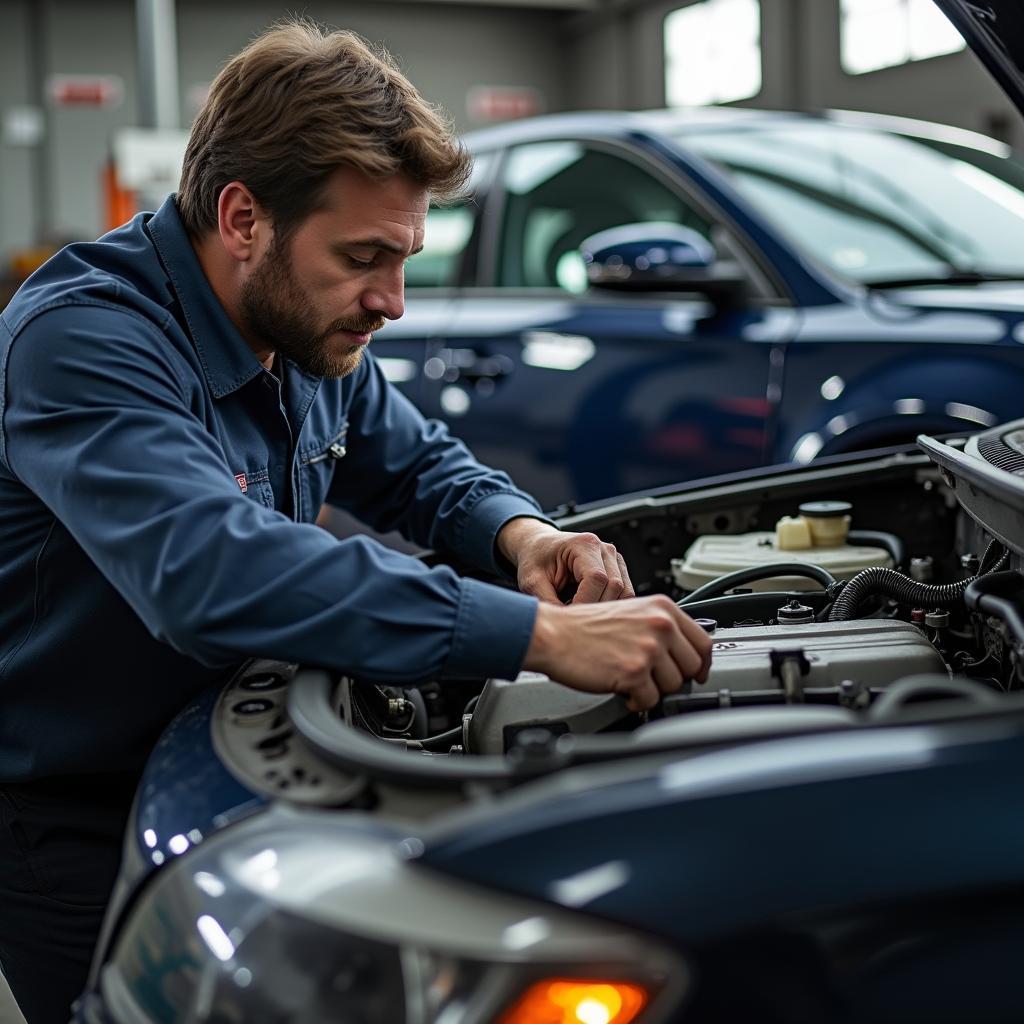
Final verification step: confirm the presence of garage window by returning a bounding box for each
[664,0,762,107]
[841,0,965,75]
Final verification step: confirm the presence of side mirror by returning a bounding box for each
[580,222,747,304]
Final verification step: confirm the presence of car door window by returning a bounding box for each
[496,142,714,291]
[404,152,495,288]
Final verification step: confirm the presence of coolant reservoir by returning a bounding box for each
[672,500,894,592]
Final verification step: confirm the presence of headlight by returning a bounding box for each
[97,805,688,1023]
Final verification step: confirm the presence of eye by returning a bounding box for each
[346,255,376,270]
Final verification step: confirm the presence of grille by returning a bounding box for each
[977,433,1024,475]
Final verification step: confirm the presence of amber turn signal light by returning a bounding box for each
[498,978,649,1024]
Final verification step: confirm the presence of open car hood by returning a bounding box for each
[937,1,1024,117]
[919,419,1024,558]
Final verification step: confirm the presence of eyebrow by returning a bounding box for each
[332,238,424,257]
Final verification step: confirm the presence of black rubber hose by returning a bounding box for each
[847,530,905,570]
[867,675,1000,720]
[675,589,831,622]
[828,539,1008,621]
[407,724,463,751]
[679,562,837,607]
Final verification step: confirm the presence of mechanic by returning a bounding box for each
[0,21,712,1024]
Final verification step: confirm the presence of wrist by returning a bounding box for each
[522,600,562,675]
[496,516,558,566]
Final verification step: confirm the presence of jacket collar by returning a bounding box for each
[146,196,264,399]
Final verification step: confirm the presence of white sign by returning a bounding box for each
[113,128,189,197]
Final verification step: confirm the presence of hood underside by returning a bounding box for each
[937,1,1024,118]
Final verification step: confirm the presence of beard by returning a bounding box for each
[240,236,386,379]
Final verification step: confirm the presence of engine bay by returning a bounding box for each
[211,425,1024,803]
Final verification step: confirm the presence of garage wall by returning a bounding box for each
[566,0,1022,144]
[2,0,1024,261]
[42,0,140,244]
[175,0,568,132]
[563,9,628,110]
[798,1,1021,145]
[562,0,812,112]
[0,0,38,253]
[0,0,568,255]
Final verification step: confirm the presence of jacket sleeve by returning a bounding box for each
[0,305,537,682]
[328,351,552,576]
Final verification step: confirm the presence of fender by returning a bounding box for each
[775,352,1023,464]
[419,720,1024,945]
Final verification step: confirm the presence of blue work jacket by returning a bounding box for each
[0,198,542,781]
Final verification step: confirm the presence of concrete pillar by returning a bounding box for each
[135,0,179,129]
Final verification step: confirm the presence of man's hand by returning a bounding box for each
[523,595,713,712]
[496,517,634,604]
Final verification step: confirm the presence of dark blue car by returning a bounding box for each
[76,412,1024,1024]
[72,3,1024,1022]
[377,93,1024,510]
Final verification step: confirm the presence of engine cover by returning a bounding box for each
[467,672,628,755]
[468,620,945,753]
[670,618,946,711]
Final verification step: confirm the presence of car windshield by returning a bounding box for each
[679,119,1024,285]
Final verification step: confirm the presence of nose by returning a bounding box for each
[361,265,405,321]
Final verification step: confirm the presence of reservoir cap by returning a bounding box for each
[798,501,852,518]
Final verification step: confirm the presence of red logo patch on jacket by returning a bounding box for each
[234,473,247,494]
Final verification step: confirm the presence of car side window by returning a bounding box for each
[404,152,495,288]
[496,141,714,291]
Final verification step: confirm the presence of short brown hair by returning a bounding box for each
[177,20,470,238]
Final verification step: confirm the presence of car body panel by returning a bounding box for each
[131,683,264,876]
[384,108,1024,510]
[116,682,1024,951]
[365,297,452,407]
[419,294,796,503]
[937,1,1024,117]
[416,717,1024,944]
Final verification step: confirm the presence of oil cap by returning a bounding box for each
[694,618,718,634]
[777,599,814,625]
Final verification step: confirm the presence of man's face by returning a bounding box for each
[240,166,428,378]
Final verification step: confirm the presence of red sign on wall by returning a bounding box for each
[467,86,543,123]
[47,75,124,109]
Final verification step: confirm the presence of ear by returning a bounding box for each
[216,181,270,262]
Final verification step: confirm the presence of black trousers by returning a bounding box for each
[0,774,139,1024]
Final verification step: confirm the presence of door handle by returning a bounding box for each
[452,351,515,385]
